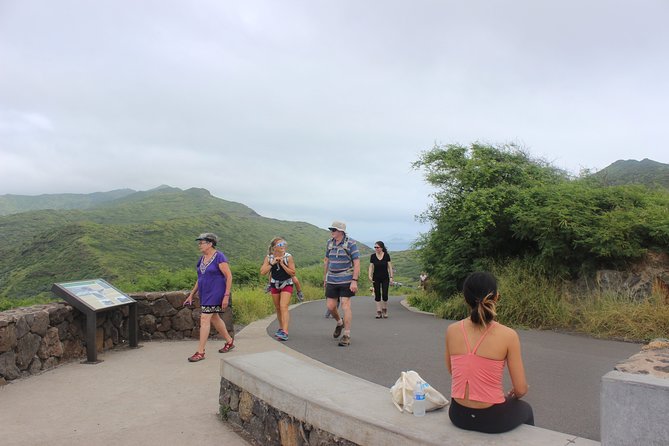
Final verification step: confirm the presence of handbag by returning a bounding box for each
[390,370,449,413]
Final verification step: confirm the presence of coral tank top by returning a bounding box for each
[450,320,505,404]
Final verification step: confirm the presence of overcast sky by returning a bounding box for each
[1,1,667,246]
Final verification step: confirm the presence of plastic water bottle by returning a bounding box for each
[413,380,426,417]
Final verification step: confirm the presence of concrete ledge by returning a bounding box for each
[221,317,599,446]
[601,370,669,446]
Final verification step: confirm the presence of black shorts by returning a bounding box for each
[325,283,355,299]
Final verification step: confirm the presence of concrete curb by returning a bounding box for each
[400,297,438,315]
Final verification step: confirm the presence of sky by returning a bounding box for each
[1,1,668,248]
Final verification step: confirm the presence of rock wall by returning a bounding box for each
[0,303,88,384]
[0,291,233,385]
[614,339,669,378]
[587,252,669,301]
[219,378,358,446]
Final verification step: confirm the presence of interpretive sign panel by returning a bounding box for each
[53,279,135,311]
[52,279,138,363]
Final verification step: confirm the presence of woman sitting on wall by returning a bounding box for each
[445,271,534,433]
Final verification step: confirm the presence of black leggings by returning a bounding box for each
[448,397,534,434]
[373,279,389,302]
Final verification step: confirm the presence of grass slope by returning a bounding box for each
[0,187,335,299]
[388,249,422,283]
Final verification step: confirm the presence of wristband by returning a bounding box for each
[351,279,358,281]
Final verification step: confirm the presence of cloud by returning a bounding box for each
[0,0,667,242]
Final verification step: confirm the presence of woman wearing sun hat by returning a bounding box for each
[184,232,235,362]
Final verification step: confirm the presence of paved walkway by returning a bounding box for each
[0,295,641,444]
[267,296,641,441]
[0,340,252,446]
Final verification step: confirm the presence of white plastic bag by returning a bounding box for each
[390,370,449,413]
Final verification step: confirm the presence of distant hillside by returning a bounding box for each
[389,249,421,282]
[592,159,669,189]
[0,187,342,299]
[0,188,136,216]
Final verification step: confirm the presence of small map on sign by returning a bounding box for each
[57,279,135,310]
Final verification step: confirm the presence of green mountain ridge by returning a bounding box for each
[592,158,669,189]
[0,187,338,299]
[0,188,136,216]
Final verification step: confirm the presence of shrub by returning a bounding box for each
[413,143,669,297]
[405,257,666,341]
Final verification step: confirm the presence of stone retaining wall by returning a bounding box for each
[0,291,233,385]
[219,378,357,446]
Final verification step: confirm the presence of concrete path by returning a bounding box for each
[267,295,641,441]
[0,340,252,446]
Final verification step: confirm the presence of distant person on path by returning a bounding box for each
[260,237,298,341]
[324,221,360,347]
[368,240,393,318]
[445,271,533,433]
[419,272,428,290]
[184,233,235,362]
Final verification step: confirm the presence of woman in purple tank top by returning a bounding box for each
[184,232,235,362]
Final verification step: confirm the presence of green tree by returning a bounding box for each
[413,143,567,296]
[414,143,669,297]
[510,181,669,273]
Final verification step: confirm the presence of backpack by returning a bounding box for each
[268,253,293,288]
[326,236,352,260]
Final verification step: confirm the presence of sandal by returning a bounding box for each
[219,339,235,353]
[375,311,382,319]
[188,351,205,362]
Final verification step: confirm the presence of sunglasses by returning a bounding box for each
[330,229,339,233]
[197,240,211,245]
[374,246,381,249]
[275,242,286,247]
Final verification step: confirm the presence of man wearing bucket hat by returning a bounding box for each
[324,220,360,347]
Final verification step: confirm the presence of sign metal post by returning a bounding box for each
[51,279,139,364]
